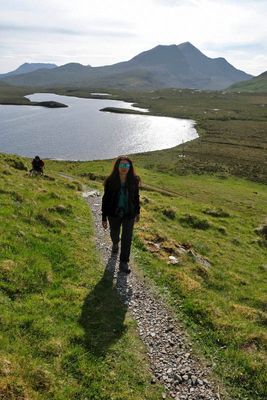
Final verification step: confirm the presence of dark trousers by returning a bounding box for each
[108,216,135,262]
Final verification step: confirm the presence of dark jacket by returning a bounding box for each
[32,158,44,170]
[102,176,140,221]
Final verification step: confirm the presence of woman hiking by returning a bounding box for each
[102,156,140,274]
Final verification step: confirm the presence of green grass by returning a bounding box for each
[46,158,267,400]
[0,83,267,398]
[133,175,267,400]
[0,82,33,105]
[0,154,165,400]
[228,72,267,93]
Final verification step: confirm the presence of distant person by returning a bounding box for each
[102,156,140,274]
[30,155,44,175]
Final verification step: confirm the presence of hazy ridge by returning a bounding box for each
[1,42,252,90]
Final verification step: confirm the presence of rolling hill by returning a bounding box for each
[2,42,252,90]
[0,62,57,79]
[227,71,267,92]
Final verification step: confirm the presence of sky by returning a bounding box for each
[0,0,266,76]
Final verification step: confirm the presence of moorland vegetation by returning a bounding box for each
[0,82,266,399]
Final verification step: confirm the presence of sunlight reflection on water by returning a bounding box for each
[0,93,198,160]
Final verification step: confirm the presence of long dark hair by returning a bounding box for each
[104,156,140,189]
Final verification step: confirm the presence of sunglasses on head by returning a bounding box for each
[119,162,131,169]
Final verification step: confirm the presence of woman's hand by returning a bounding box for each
[102,221,108,229]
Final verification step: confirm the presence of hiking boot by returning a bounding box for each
[111,243,119,254]
[119,262,131,274]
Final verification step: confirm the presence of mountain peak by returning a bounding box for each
[177,42,206,56]
[0,62,57,78]
[62,62,84,67]
[178,41,193,47]
[154,42,195,50]
[158,44,177,48]
[20,62,57,68]
[129,43,187,69]
[57,62,87,70]
[2,43,252,90]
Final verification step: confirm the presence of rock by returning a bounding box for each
[255,224,267,239]
[165,326,174,333]
[188,250,211,268]
[168,256,179,265]
[174,374,183,383]
[82,190,100,198]
[145,241,161,253]
[175,246,187,255]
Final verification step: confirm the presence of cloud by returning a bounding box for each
[153,0,198,6]
[0,23,83,36]
[0,22,136,38]
[0,0,266,75]
[205,42,267,53]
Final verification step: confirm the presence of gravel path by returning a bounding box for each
[84,189,224,400]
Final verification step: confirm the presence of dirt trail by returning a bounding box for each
[84,189,226,400]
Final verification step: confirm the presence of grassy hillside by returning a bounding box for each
[0,154,165,400]
[134,172,267,400]
[0,83,64,107]
[1,152,266,399]
[0,82,34,105]
[227,72,267,93]
[48,157,267,400]
[1,83,266,399]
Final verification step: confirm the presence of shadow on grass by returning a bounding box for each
[80,256,132,358]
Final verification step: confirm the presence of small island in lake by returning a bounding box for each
[100,106,147,115]
[35,100,68,108]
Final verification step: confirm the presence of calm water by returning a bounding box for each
[0,93,198,160]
